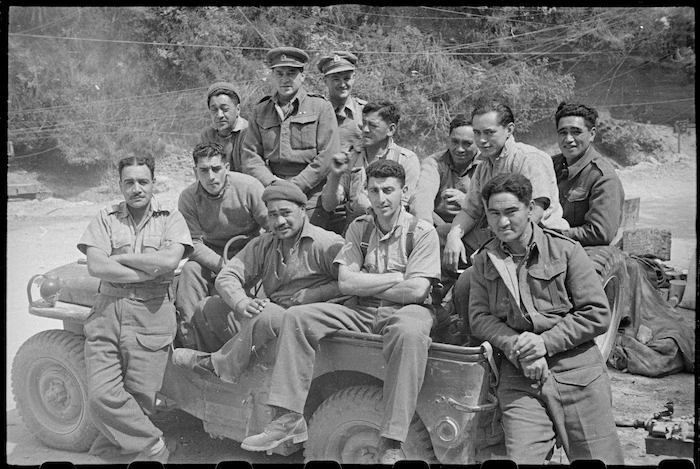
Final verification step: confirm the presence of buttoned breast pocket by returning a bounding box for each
[566,186,590,221]
[111,231,132,255]
[290,114,318,151]
[142,235,162,254]
[260,117,280,154]
[527,261,570,313]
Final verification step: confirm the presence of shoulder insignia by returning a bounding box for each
[542,226,576,243]
[105,203,122,215]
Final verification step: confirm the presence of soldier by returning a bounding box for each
[175,142,267,349]
[240,160,441,465]
[444,96,569,345]
[171,180,344,382]
[321,101,420,231]
[411,113,480,245]
[199,82,249,173]
[317,50,367,233]
[468,172,624,464]
[317,51,366,152]
[241,46,340,229]
[552,102,625,246]
[77,155,193,463]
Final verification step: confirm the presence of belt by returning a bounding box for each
[99,283,170,301]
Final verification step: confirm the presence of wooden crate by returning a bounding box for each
[622,227,672,260]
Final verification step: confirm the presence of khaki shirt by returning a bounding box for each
[77,197,193,290]
[411,148,479,224]
[462,136,569,231]
[215,220,344,313]
[334,208,441,308]
[334,138,421,226]
[199,117,249,173]
[334,95,366,152]
[241,88,340,202]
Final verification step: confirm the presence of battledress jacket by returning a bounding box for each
[468,222,611,370]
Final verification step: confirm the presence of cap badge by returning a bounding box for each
[333,54,341,63]
[280,54,287,61]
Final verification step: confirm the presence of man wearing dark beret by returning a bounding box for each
[241,46,341,229]
[199,82,249,173]
[172,179,345,384]
[318,51,368,234]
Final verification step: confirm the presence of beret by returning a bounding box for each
[266,47,309,69]
[206,82,240,104]
[262,180,308,206]
[317,51,358,76]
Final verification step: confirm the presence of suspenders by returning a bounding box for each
[360,217,420,259]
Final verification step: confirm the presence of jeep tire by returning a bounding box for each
[585,245,629,362]
[12,329,99,452]
[305,385,436,463]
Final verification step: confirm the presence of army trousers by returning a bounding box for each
[83,292,176,457]
[266,301,433,442]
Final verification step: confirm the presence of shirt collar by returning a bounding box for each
[494,221,545,262]
[370,206,410,240]
[336,95,361,117]
[274,218,314,254]
[211,117,246,135]
[111,196,165,225]
[477,135,515,164]
[273,87,307,107]
[564,145,597,180]
[444,149,480,175]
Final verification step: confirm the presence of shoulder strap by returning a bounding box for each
[406,216,419,258]
[361,216,420,259]
[360,220,373,259]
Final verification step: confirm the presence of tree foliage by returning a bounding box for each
[7,6,695,167]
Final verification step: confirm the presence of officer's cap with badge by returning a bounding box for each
[266,47,309,69]
[317,51,358,76]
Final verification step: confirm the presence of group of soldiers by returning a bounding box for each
[77,45,626,464]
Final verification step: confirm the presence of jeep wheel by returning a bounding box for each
[11,330,99,451]
[305,385,437,464]
[585,246,628,361]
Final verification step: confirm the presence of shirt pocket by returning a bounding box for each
[142,234,163,254]
[111,231,132,255]
[527,260,569,313]
[289,114,318,151]
[260,116,280,155]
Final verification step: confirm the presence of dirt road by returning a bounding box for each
[5,155,696,465]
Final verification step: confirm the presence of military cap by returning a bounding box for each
[317,51,358,76]
[206,82,240,105]
[262,179,308,206]
[266,47,309,69]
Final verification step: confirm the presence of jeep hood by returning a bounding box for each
[44,261,100,308]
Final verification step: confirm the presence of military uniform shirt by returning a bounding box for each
[335,95,366,152]
[77,197,193,290]
[552,146,625,246]
[334,138,421,225]
[199,117,249,173]
[215,220,344,313]
[241,88,340,199]
[411,148,479,224]
[461,135,569,230]
[334,208,441,308]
